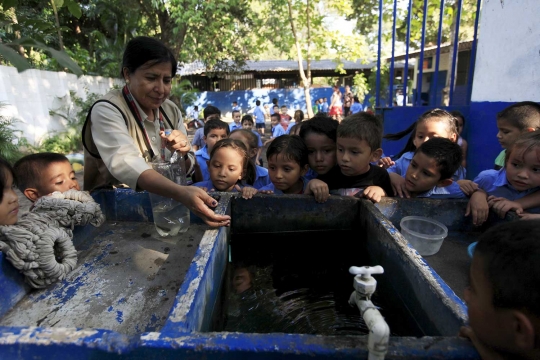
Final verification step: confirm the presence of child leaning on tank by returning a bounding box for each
[13,152,81,202]
[466,130,540,226]
[305,112,393,203]
[460,220,540,360]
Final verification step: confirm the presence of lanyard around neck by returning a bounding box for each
[122,85,167,160]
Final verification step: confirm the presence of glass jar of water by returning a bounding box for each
[149,161,190,237]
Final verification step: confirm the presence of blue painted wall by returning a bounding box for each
[190,87,371,115]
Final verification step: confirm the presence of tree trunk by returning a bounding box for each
[287,0,314,118]
[50,0,64,51]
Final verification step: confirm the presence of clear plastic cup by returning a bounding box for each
[149,161,190,237]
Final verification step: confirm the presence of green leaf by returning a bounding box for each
[66,0,82,18]
[0,44,31,72]
[12,38,83,76]
[0,0,18,9]
[52,0,63,8]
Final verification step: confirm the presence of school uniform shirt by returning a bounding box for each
[285,120,296,134]
[252,130,263,147]
[318,165,394,197]
[195,145,211,181]
[322,102,329,113]
[350,102,363,114]
[192,180,239,192]
[387,151,466,181]
[192,127,205,148]
[304,168,318,181]
[253,106,266,124]
[259,177,309,194]
[232,105,241,112]
[474,168,540,213]
[413,182,466,199]
[252,165,272,189]
[229,122,242,132]
[271,124,286,138]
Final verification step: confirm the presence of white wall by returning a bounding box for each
[0,65,123,145]
[471,0,540,102]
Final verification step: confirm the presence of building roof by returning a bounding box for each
[178,59,413,76]
[391,40,474,61]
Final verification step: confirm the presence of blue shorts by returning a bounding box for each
[256,123,265,129]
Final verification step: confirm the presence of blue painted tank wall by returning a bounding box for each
[190,87,371,114]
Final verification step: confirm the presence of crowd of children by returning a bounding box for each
[1,100,540,359]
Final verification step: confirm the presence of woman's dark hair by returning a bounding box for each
[299,116,339,142]
[121,36,177,78]
[384,108,457,159]
[266,135,308,167]
[209,138,256,186]
[0,157,15,203]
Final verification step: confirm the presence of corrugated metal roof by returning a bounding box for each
[178,59,413,76]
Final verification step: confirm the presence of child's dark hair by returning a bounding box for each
[232,109,241,117]
[0,157,15,203]
[497,101,540,131]
[450,110,466,127]
[231,129,259,151]
[270,113,281,122]
[194,105,199,110]
[203,105,221,120]
[504,130,540,164]
[384,108,458,159]
[241,115,254,125]
[475,220,540,317]
[266,135,308,168]
[209,138,256,186]
[204,118,230,137]
[256,100,261,106]
[13,153,70,193]
[294,110,304,123]
[415,138,463,180]
[338,112,383,150]
[299,116,339,142]
[272,98,278,105]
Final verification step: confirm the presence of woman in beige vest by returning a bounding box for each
[83,36,229,227]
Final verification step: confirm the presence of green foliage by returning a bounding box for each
[32,90,100,154]
[368,63,390,107]
[353,72,369,103]
[0,102,26,163]
[169,79,198,116]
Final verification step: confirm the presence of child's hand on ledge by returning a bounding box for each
[389,172,410,198]
[518,213,540,221]
[487,196,523,218]
[363,186,385,203]
[465,190,489,226]
[457,179,479,196]
[236,185,258,199]
[305,179,329,203]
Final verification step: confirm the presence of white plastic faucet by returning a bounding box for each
[349,265,390,360]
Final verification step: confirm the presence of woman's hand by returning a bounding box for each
[160,130,191,155]
[177,186,230,227]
